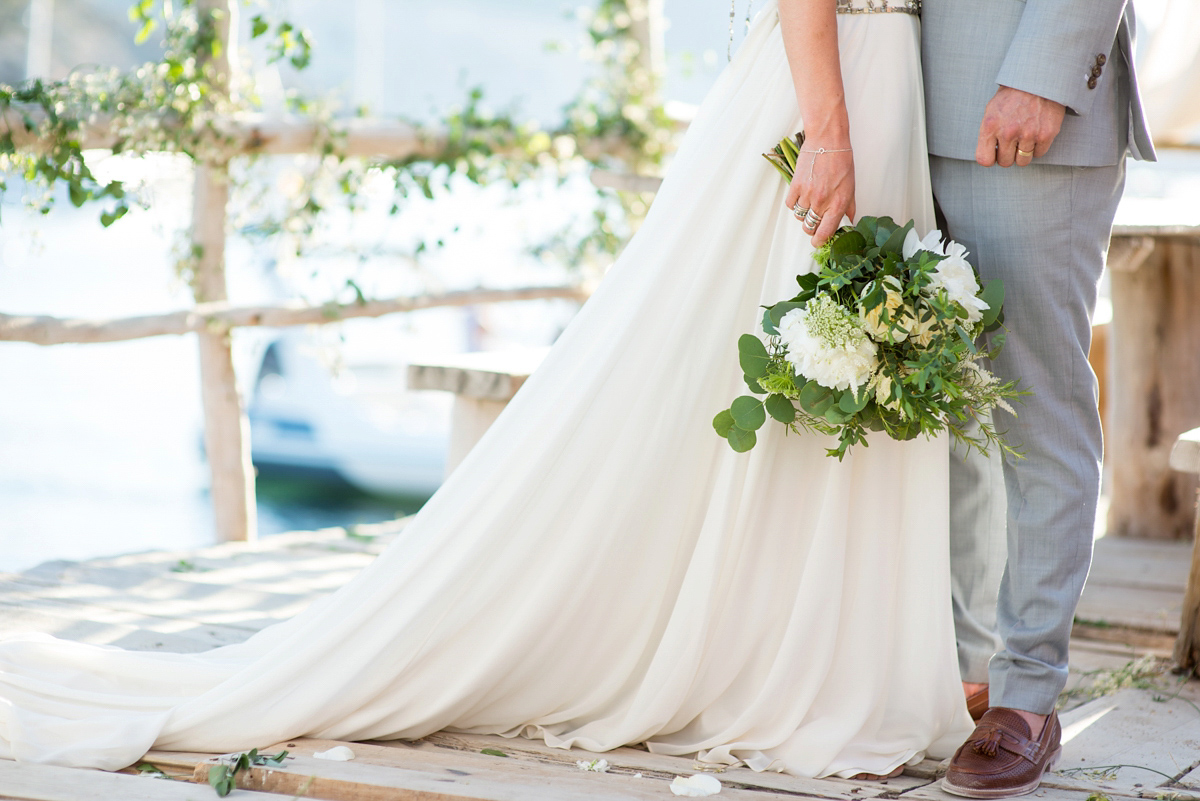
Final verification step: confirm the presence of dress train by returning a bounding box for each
[0,2,974,776]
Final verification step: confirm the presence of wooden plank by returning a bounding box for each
[0,600,238,653]
[1075,584,1184,633]
[408,731,929,797]
[901,781,1149,801]
[144,738,797,801]
[0,594,258,649]
[1085,538,1193,592]
[0,759,280,801]
[1051,688,1200,796]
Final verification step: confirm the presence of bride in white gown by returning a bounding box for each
[0,0,975,778]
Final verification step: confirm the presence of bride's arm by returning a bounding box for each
[778,0,855,246]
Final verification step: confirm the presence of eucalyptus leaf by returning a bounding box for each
[824,405,851,424]
[737,334,770,379]
[744,374,765,394]
[838,387,870,414]
[798,380,832,415]
[726,425,757,452]
[761,307,779,336]
[765,393,796,423]
[713,409,736,437]
[980,279,1005,330]
[730,395,767,431]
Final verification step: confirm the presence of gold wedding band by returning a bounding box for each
[1017,148,1034,157]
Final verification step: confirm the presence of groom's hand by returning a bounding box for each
[975,86,1066,168]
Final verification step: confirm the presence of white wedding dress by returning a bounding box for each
[0,1,974,777]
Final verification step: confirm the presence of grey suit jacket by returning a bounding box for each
[922,0,1156,166]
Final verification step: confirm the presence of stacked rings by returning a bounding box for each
[792,201,809,219]
[802,208,822,232]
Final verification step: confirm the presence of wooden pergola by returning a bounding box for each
[0,0,664,542]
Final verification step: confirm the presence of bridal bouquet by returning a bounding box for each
[713,140,1021,460]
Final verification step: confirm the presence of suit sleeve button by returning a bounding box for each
[1091,65,1103,78]
[1096,53,1107,65]
[1087,76,1098,89]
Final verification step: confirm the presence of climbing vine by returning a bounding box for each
[0,0,673,278]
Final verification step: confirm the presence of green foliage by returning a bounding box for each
[715,197,1024,460]
[207,748,288,797]
[0,0,672,280]
[481,748,509,757]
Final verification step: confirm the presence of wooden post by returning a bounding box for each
[626,0,666,84]
[193,0,255,542]
[1171,429,1200,671]
[1107,234,1200,540]
[24,0,55,80]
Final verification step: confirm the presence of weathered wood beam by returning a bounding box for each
[193,0,255,544]
[0,285,588,345]
[1,108,444,160]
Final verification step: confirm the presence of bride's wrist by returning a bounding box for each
[799,117,852,150]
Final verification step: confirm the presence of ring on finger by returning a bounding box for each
[804,209,823,230]
[1017,146,1034,158]
[792,201,809,218]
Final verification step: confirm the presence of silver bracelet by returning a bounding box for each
[799,147,852,180]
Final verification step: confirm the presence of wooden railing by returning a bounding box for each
[0,0,663,543]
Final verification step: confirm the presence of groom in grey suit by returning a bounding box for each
[921,0,1154,796]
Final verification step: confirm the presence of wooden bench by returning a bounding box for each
[407,348,549,476]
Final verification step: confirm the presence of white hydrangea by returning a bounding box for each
[779,295,879,392]
[903,228,989,325]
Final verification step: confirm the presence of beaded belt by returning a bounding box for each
[836,0,921,15]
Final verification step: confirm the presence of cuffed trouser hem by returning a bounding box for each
[989,655,1068,715]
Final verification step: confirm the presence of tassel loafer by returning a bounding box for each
[942,708,1062,798]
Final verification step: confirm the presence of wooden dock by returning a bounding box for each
[1,523,1197,801]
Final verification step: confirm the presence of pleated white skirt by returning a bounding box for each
[0,2,974,777]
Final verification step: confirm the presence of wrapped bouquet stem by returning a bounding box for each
[713,136,1023,460]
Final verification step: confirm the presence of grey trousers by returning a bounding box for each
[931,154,1127,714]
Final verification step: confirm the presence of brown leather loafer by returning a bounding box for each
[966,686,989,721]
[941,708,1061,798]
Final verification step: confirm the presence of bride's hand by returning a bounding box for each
[784,144,856,247]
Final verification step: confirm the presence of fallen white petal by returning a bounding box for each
[576,758,610,772]
[670,774,722,796]
[313,746,356,761]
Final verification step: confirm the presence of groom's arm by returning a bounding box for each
[976,0,1129,167]
[995,0,1129,118]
